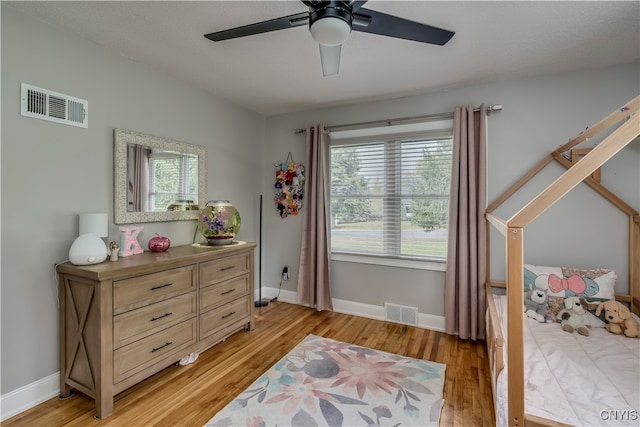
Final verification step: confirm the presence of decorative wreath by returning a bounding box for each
[274,152,305,218]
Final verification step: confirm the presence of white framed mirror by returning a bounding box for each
[114,129,207,224]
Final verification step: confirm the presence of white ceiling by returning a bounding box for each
[6,1,639,116]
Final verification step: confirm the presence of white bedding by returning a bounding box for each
[493,294,640,426]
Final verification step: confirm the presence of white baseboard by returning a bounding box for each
[4,290,444,420]
[262,286,445,332]
[1,372,60,421]
[261,286,298,304]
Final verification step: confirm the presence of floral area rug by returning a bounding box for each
[205,334,446,427]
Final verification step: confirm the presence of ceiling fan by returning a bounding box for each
[204,0,455,77]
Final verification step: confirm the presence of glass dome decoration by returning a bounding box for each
[199,200,241,245]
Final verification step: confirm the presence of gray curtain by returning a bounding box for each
[445,106,487,340]
[130,145,150,212]
[297,124,333,311]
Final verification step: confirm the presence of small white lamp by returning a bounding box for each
[69,213,109,265]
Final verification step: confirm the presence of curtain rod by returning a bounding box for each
[294,104,502,134]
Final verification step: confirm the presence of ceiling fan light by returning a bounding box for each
[310,17,351,46]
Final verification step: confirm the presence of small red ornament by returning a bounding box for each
[148,234,171,252]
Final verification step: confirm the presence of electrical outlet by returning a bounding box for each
[282,266,289,281]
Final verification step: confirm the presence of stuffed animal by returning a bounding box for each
[595,300,640,338]
[524,285,553,323]
[557,297,591,336]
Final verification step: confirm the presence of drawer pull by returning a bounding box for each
[151,283,173,291]
[220,265,235,271]
[151,312,173,322]
[151,341,173,353]
[222,311,236,319]
[221,288,236,295]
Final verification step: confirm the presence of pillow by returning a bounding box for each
[523,264,617,320]
[524,264,616,299]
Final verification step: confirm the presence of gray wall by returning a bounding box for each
[262,63,640,316]
[1,6,265,394]
[2,1,639,403]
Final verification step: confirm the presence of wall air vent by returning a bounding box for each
[384,302,418,326]
[21,83,88,128]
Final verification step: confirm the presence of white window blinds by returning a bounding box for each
[330,128,453,260]
[148,152,198,211]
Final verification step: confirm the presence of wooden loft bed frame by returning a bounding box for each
[484,96,640,427]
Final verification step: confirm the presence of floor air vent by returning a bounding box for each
[21,83,88,128]
[384,303,418,326]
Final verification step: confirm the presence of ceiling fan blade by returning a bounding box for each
[353,8,454,46]
[204,12,309,41]
[348,1,368,13]
[319,44,342,76]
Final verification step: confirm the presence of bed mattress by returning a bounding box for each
[493,294,640,426]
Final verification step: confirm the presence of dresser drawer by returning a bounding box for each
[200,296,251,340]
[200,253,250,288]
[113,319,196,384]
[113,293,196,349]
[200,275,249,312]
[113,265,195,314]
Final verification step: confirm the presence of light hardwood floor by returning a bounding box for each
[4,301,495,426]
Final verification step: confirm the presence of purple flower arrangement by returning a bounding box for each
[199,201,241,245]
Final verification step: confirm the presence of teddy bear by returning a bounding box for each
[595,300,640,338]
[524,285,553,323]
[556,296,592,336]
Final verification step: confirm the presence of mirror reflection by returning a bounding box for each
[114,129,207,224]
[127,144,199,212]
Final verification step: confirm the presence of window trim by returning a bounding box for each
[331,252,447,272]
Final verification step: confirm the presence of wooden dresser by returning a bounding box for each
[56,242,256,419]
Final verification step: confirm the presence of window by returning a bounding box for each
[148,151,198,211]
[329,129,453,261]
